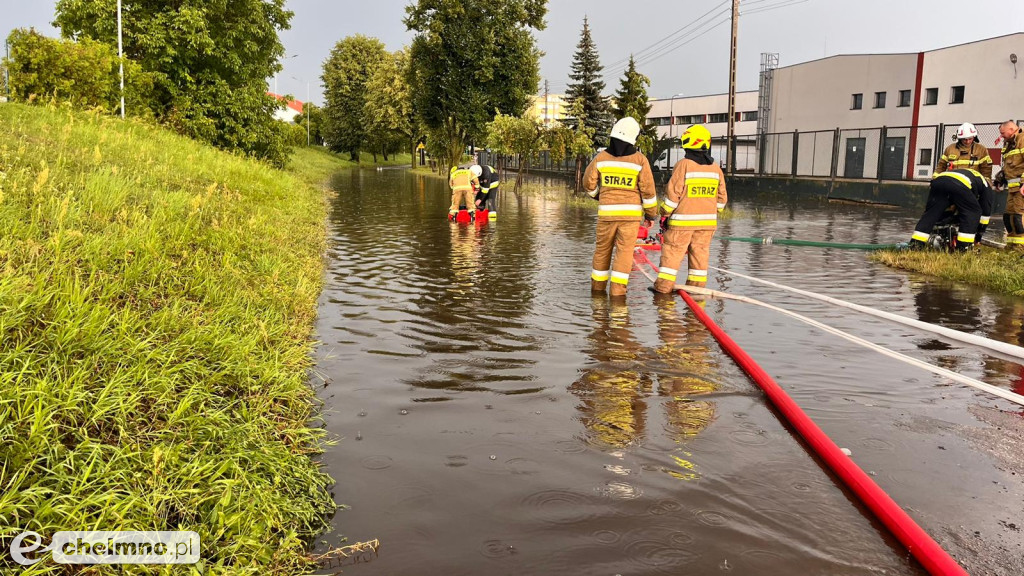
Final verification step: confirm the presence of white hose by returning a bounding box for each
[712,267,1024,361]
[633,255,1024,407]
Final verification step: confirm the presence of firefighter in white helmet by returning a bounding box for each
[582,117,658,297]
[936,123,992,180]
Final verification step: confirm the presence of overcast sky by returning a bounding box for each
[3,0,1022,105]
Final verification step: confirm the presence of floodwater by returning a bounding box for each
[311,168,1024,576]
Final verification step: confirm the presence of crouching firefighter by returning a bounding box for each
[908,168,992,252]
[582,117,658,297]
[449,165,480,219]
[654,125,728,293]
[475,164,500,219]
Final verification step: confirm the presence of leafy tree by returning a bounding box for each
[485,112,545,195]
[54,0,293,166]
[364,48,418,169]
[321,35,388,160]
[293,102,325,146]
[549,98,595,195]
[565,16,611,147]
[4,28,155,116]
[405,0,547,171]
[612,55,655,155]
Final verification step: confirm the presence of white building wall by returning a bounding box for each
[648,91,759,171]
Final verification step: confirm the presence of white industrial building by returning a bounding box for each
[648,91,760,171]
[762,32,1023,180]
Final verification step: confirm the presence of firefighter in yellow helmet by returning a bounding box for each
[582,117,658,297]
[935,123,992,180]
[448,165,480,217]
[653,125,728,293]
[994,120,1024,251]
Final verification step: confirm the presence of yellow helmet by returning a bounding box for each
[681,125,711,151]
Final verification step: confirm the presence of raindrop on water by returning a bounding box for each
[355,432,363,441]
[400,409,409,415]
[358,410,367,417]
[490,455,497,461]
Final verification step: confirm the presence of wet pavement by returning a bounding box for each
[311,168,1024,575]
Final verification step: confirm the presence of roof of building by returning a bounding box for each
[649,90,758,102]
[268,92,304,114]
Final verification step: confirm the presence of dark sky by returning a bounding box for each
[3,1,1022,104]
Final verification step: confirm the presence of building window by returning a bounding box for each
[708,113,728,123]
[873,91,886,109]
[898,90,911,107]
[924,88,938,106]
[741,111,758,121]
[950,85,965,104]
[680,114,705,125]
[851,93,863,110]
[919,149,932,166]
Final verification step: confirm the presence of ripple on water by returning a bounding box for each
[622,538,701,571]
[519,489,602,525]
[360,455,393,470]
[694,509,730,527]
[480,539,516,559]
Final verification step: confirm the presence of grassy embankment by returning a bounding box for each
[873,246,1024,296]
[0,103,371,574]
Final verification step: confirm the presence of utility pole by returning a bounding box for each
[544,79,550,128]
[117,0,125,119]
[4,39,10,102]
[726,0,739,173]
[306,82,310,146]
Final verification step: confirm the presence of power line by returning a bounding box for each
[603,0,730,70]
[603,9,733,79]
[742,0,811,16]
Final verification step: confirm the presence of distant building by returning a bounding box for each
[647,91,760,171]
[268,92,304,123]
[527,93,567,127]
[762,32,1024,179]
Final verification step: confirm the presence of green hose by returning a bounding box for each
[721,237,901,251]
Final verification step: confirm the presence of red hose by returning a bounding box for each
[634,249,968,576]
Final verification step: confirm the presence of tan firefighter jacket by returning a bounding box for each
[937,141,993,180]
[582,151,658,222]
[449,168,479,192]
[1000,129,1024,190]
[660,159,728,231]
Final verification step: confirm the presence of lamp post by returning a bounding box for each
[117,0,124,119]
[292,75,310,146]
[668,92,684,168]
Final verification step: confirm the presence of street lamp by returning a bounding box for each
[274,54,298,95]
[668,92,684,168]
[117,0,124,118]
[291,75,310,146]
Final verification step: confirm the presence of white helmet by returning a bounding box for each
[956,123,978,141]
[470,165,482,177]
[610,117,641,145]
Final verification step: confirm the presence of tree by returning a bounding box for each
[405,0,547,171]
[54,0,295,166]
[485,112,545,196]
[612,55,656,155]
[565,16,611,147]
[294,102,325,146]
[364,48,418,169]
[549,98,595,195]
[321,35,388,161]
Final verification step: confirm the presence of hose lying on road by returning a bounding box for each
[632,248,969,576]
[713,266,1024,361]
[720,236,900,250]
[633,252,1024,407]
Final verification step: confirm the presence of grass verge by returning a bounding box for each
[0,102,346,574]
[872,246,1024,296]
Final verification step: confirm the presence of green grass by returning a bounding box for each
[289,146,411,178]
[0,102,351,574]
[873,246,1024,296]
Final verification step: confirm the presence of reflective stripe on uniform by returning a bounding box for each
[687,269,708,283]
[591,269,610,281]
[911,231,930,242]
[661,198,679,211]
[596,161,642,190]
[642,196,658,208]
[657,267,678,281]
[686,172,721,180]
[957,232,976,243]
[598,204,643,216]
[1006,236,1024,244]
[1005,149,1022,158]
[668,212,717,227]
[586,188,599,198]
[717,202,726,210]
[980,216,991,225]
[610,271,630,285]
[935,171,972,188]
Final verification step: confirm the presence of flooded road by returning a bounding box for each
[312,168,1024,575]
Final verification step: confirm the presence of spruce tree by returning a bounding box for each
[612,55,656,155]
[565,16,611,146]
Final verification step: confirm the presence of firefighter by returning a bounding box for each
[935,123,993,180]
[653,125,728,293]
[448,165,480,217]
[582,117,658,297]
[907,168,991,252]
[475,164,500,219]
[994,120,1024,251]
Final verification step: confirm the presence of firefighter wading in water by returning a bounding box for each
[448,165,481,218]
[583,117,658,297]
[654,125,728,293]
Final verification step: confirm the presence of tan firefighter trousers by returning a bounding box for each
[654,229,714,293]
[591,220,641,296]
